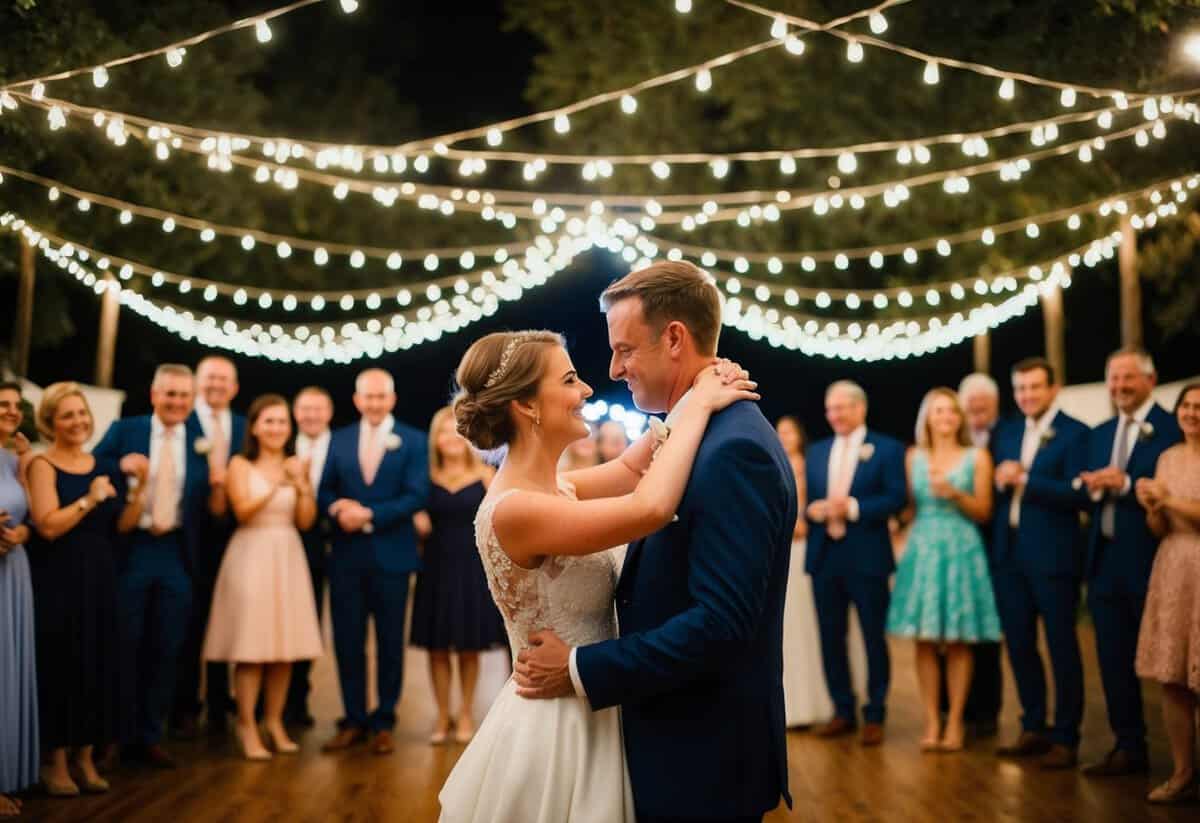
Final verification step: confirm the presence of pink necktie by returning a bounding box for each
[360,427,384,485]
[151,429,177,534]
[827,439,854,540]
[210,412,228,467]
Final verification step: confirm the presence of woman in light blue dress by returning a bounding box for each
[887,387,1002,752]
[0,381,38,816]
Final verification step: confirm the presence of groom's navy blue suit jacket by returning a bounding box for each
[575,400,796,820]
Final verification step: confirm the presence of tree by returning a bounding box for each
[503,0,1200,334]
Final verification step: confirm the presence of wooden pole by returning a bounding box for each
[1042,282,1066,385]
[972,330,991,374]
[94,276,120,388]
[12,237,35,378]
[1118,214,1142,347]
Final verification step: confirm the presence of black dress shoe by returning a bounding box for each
[1082,748,1150,777]
[126,743,178,770]
[996,731,1052,757]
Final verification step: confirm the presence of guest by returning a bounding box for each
[27,383,146,795]
[411,406,505,744]
[174,355,245,737]
[285,386,335,727]
[202,394,322,760]
[1077,348,1180,777]
[777,415,866,727]
[0,383,36,815]
[596,420,629,464]
[319,369,430,756]
[1135,383,1200,804]
[806,381,906,746]
[945,373,1004,736]
[991,357,1088,769]
[886,388,1002,751]
[93,364,216,769]
[559,434,599,471]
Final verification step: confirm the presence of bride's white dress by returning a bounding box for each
[438,481,635,823]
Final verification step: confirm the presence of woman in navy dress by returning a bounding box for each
[411,406,506,744]
[0,382,37,817]
[27,384,146,797]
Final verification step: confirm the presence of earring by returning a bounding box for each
[533,411,541,430]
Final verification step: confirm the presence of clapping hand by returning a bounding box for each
[332,499,372,533]
[1078,466,1127,495]
[88,475,118,506]
[806,499,829,522]
[1135,477,1167,511]
[283,456,310,490]
[929,468,955,500]
[994,460,1024,489]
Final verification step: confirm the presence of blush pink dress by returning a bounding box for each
[203,465,322,663]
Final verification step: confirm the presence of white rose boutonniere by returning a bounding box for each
[1038,427,1056,448]
[858,442,875,463]
[1138,421,1155,442]
[384,433,402,451]
[647,417,670,463]
[194,437,212,456]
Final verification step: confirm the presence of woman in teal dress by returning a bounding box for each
[888,387,1002,752]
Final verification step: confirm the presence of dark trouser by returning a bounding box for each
[938,642,1003,724]
[286,534,327,718]
[329,562,410,733]
[172,544,232,725]
[120,533,192,746]
[812,569,891,725]
[1087,542,1149,755]
[992,562,1083,748]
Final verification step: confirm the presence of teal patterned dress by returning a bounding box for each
[887,448,1002,643]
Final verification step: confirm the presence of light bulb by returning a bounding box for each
[695,68,712,92]
[339,0,359,12]
[1060,87,1077,107]
[255,19,272,43]
[923,61,939,85]
[869,12,888,34]
[785,35,805,55]
[651,160,671,179]
[31,82,45,101]
[998,78,1016,100]
[780,156,797,174]
[554,113,570,134]
[846,40,864,63]
[675,0,692,12]
[486,128,502,146]
[837,152,857,174]
[771,16,788,38]
[620,94,637,114]
[92,66,109,88]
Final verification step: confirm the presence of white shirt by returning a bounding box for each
[1009,403,1059,528]
[140,414,187,531]
[970,426,993,449]
[295,429,331,490]
[826,424,867,522]
[194,398,233,454]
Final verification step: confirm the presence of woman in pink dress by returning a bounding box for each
[1135,382,1200,804]
[203,394,322,760]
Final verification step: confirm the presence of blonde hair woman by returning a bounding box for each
[27,384,146,796]
[410,406,504,744]
[886,387,1002,752]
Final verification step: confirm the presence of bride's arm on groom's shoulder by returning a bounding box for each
[493,370,759,568]
[562,435,655,500]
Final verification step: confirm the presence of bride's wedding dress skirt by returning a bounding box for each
[438,678,635,822]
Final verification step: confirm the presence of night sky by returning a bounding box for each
[15,1,1200,440]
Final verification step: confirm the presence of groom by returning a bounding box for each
[516,261,795,823]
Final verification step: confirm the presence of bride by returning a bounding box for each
[437,330,757,823]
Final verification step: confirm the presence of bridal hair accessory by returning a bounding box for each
[485,334,534,389]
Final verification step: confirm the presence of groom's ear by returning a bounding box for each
[662,320,689,358]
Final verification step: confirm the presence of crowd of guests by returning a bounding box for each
[0,344,1198,813]
[0,357,510,815]
[774,348,1200,805]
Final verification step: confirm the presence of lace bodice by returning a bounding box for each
[475,478,620,657]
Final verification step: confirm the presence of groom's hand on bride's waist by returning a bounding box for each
[514,630,574,700]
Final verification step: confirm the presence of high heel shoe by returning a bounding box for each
[80,775,111,794]
[235,725,273,761]
[42,774,80,797]
[265,727,299,755]
[430,719,453,745]
[1148,773,1199,805]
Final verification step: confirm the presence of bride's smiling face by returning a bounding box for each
[527,345,593,446]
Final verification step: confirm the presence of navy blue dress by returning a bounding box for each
[27,456,126,749]
[410,481,507,651]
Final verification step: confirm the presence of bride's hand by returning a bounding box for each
[693,360,759,412]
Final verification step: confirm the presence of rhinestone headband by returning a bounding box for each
[484,335,531,388]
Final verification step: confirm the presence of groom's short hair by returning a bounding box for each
[600,261,723,356]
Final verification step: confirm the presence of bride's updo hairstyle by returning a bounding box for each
[452,330,565,451]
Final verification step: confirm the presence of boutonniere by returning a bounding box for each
[1038,427,1056,448]
[1138,421,1154,442]
[384,433,402,451]
[193,437,212,455]
[647,417,670,463]
[858,442,875,462]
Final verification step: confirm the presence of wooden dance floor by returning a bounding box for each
[21,611,1196,822]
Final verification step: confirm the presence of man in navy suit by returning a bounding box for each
[806,381,907,746]
[991,357,1088,769]
[172,355,246,737]
[286,386,335,727]
[318,369,429,756]
[1077,347,1180,776]
[515,261,794,823]
[93,364,214,768]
